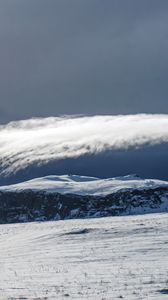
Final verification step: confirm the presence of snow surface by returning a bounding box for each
[1,174,168,196]
[0,213,168,299]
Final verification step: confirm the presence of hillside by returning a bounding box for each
[0,175,168,224]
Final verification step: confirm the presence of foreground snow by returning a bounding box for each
[0,213,168,299]
[1,174,168,196]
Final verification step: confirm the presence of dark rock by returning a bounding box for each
[0,187,167,224]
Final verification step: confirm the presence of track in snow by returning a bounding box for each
[0,213,168,299]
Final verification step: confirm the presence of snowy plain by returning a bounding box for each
[0,212,168,299]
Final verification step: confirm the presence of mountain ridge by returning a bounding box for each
[1,174,168,195]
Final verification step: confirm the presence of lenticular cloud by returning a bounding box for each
[0,114,168,176]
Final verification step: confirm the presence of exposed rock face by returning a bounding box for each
[0,187,168,224]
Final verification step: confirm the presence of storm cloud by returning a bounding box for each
[0,1,168,122]
[0,114,168,184]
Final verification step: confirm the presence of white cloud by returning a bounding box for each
[0,114,168,176]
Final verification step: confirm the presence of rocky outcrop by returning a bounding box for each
[0,187,168,224]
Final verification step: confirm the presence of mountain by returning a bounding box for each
[0,174,168,224]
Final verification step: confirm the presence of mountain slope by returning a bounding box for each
[0,175,168,224]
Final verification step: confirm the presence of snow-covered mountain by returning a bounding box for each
[0,174,168,224]
[1,174,168,195]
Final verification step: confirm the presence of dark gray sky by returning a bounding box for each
[0,0,168,122]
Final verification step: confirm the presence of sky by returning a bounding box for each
[0,1,168,123]
[0,114,168,184]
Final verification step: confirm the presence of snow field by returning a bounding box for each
[0,213,167,299]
